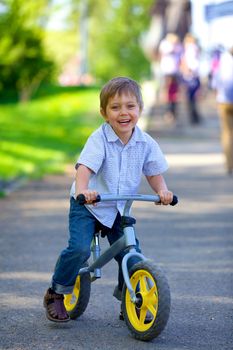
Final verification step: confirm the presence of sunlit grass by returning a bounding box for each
[0,87,101,181]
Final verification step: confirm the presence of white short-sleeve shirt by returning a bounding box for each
[70,122,168,227]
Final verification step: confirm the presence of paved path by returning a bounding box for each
[0,95,233,349]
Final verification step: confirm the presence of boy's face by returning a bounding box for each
[100,92,141,144]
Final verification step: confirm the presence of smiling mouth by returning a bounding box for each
[119,120,130,125]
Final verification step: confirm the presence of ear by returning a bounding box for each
[100,108,108,120]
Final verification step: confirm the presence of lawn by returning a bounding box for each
[0,86,102,186]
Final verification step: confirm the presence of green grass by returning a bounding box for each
[0,86,102,182]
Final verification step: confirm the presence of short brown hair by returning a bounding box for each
[100,77,144,113]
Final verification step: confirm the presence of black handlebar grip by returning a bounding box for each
[76,194,101,205]
[76,194,86,204]
[94,194,101,203]
[170,195,178,206]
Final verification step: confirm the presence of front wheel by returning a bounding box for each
[122,261,170,341]
[64,272,91,319]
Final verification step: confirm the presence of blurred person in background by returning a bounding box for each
[213,46,233,175]
[181,33,202,125]
[158,33,183,124]
[208,46,222,90]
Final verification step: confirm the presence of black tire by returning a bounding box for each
[64,272,91,319]
[122,261,170,341]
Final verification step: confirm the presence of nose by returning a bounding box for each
[119,106,128,115]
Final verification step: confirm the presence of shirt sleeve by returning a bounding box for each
[76,131,105,174]
[142,136,168,176]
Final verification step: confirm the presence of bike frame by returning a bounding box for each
[78,194,161,303]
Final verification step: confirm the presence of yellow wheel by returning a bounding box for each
[122,261,170,341]
[64,272,91,319]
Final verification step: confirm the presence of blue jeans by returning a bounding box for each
[52,197,141,294]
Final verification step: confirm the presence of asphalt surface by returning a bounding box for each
[0,95,233,350]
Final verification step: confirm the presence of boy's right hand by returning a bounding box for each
[76,190,99,205]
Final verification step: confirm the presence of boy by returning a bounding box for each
[44,76,173,322]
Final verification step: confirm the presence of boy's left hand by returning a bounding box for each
[157,190,173,205]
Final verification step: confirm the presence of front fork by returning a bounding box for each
[119,223,147,303]
[122,249,146,303]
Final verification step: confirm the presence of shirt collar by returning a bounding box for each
[104,122,119,142]
[103,122,147,145]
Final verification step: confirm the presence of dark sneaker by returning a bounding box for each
[43,288,70,322]
[113,286,122,301]
[119,310,124,320]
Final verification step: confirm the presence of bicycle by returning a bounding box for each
[64,193,178,341]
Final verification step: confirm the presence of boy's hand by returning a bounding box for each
[157,190,173,205]
[77,190,99,205]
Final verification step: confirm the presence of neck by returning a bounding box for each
[119,128,135,145]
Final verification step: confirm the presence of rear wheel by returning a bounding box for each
[64,272,91,319]
[122,261,170,341]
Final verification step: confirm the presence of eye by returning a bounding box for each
[111,105,119,110]
[128,104,136,109]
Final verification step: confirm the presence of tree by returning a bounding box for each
[70,0,154,82]
[0,0,55,101]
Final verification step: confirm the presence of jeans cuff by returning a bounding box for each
[52,281,74,294]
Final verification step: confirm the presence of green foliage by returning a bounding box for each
[0,0,55,101]
[0,0,154,100]
[0,86,101,181]
[70,0,153,82]
[44,30,78,73]
[89,0,153,82]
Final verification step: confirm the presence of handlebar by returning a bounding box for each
[76,194,178,206]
